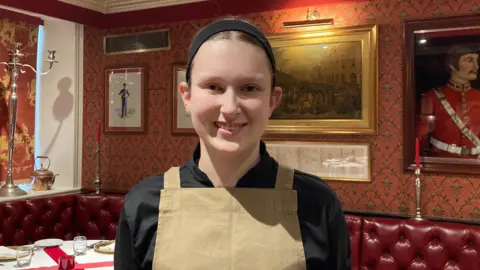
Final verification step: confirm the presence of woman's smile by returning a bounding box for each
[214,121,248,136]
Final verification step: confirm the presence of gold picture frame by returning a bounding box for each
[266,24,378,135]
[265,141,372,182]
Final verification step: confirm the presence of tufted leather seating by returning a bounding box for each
[1,193,480,270]
[346,214,363,269]
[75,194,124,240]
[359,217,480,270]
[0,193,124,246]
[0,195,76,246]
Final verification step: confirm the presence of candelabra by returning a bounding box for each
[94,142,101,194]
[0,42,58,197]
[413,167,424,221]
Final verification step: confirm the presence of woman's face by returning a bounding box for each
[180,38,282,154]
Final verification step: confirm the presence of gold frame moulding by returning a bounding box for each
[266,24,378,135]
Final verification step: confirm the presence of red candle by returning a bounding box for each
[97,120,101,143]
[415,137,420,168]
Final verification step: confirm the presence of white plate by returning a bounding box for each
[34,238,64,248]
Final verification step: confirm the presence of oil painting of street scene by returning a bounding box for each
[271,41,362,120]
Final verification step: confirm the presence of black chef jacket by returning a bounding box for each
[114,141,352,270]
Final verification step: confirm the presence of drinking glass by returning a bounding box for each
[73,236,87,256]
[16,246,33,267]
[58,255,75,270]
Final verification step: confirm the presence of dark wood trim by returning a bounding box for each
[0,0,103,28]
[402,14,480,176]
[80,187,127,195]
[0,8,43,26]
[345,210,480,226]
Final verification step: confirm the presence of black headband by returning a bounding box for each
[186,20,276,87]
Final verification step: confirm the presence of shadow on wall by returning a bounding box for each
[41,76,74,156]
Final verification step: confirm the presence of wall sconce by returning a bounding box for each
[282,8,334,28]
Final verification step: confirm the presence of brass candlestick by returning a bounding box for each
[0,42,57,197]
[413,167,424,221]
[94,142,101,194]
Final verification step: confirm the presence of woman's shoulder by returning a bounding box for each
[270,158,339,206]
[127,173,165,197]
[123,164,192,207]
[292,168,340,207]
[122,172,166,215]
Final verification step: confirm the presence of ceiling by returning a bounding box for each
[58,0,207,14]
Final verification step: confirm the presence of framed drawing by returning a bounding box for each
[266,24,378,135]
[404,15,480,175]
[104,67,146,133]
[172,64,195,134]
[265,141,371,182]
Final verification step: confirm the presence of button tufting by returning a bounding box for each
[0,195,77,246]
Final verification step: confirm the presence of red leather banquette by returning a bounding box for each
[1,193,479,269]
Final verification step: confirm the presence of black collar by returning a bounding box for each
[448,79,471,92]
[185,141,277,188]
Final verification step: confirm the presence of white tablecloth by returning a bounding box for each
[0,240,113,269]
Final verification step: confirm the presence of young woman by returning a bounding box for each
[114,18,352,270]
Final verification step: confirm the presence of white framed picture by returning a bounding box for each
[266,141,371,182]
[104,67,146,133]
[172,64,195,134]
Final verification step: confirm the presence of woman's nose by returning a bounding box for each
[219,88,240,116]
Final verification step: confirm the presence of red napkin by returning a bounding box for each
[44,247,67,264]
[26,246,114,270]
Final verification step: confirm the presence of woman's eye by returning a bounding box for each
[206,84,221,91]
[244,85,259,92]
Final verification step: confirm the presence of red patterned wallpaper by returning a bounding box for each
[82,0,480,222]
[0,18,37,184]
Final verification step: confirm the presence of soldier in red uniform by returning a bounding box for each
[417,44,480,159]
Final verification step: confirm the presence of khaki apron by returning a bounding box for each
[152,164,306,270]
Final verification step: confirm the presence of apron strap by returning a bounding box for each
[163,166,181,188]
[275,163,295,190]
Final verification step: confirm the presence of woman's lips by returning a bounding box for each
[214,121,248,136]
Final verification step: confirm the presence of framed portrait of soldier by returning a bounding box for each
[104,66,146,133]
[403,15,480,175]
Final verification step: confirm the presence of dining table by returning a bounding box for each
[0,240,114,270]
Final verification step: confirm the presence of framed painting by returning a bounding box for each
[104,66,146,133]
[171,64,195,134]
[404,15,480,175]
[265,141,371,182]
[265,24,378,135]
